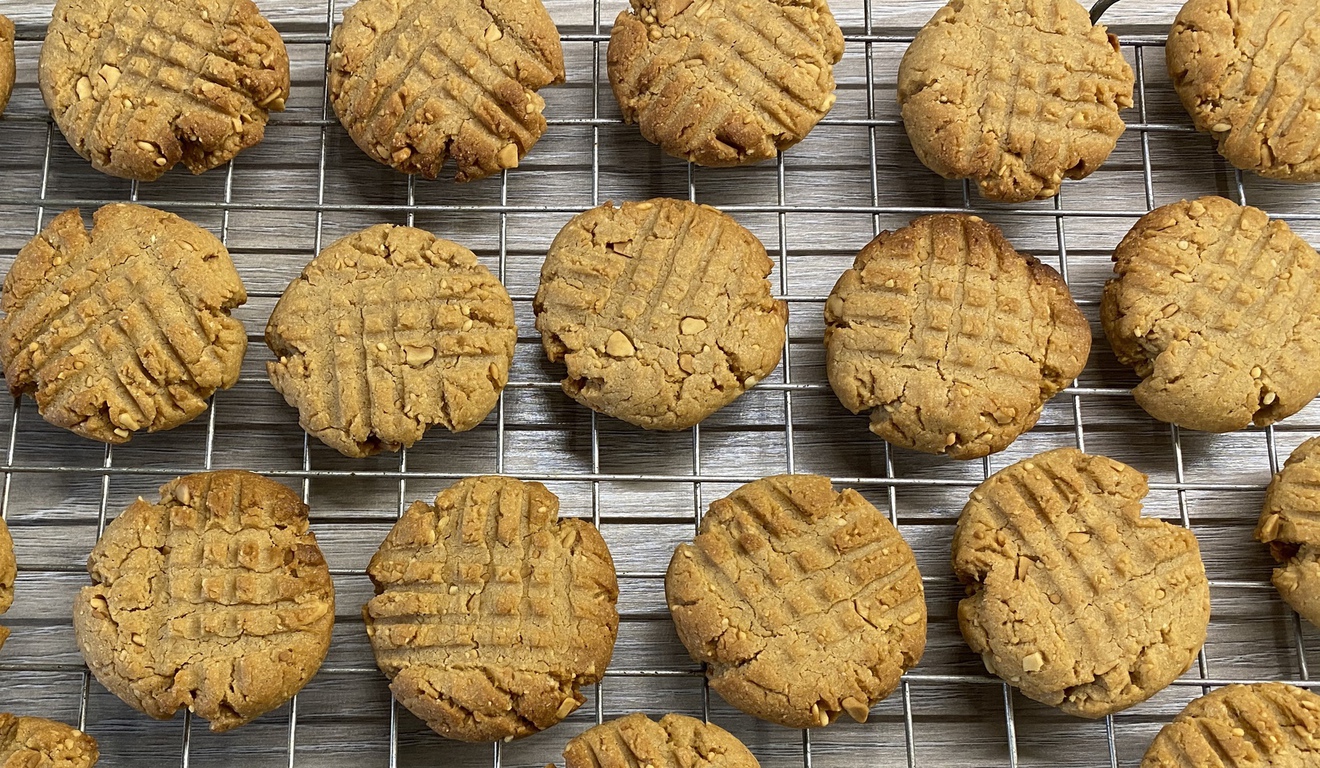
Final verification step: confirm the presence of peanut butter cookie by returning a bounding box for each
[73,470,334,732]
[0,15,14,117]
[1142,683,1320,767]
[0,714,98,767]
[0,519,15,653]
[39,0,289,181]
[562,713,759,768]
[1257,437,1320,629]
[825,214,1090,460]
[897,0,1134,202]
[1101,196,1320,433]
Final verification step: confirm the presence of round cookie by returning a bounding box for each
[825,214,1091,460]
[1141,683,1320,767]
[365,476,618,742]
[1101,196,1320,433]
[953,448,1210,718]
[1257,437,1320,629]
[607,0,844,167]
[0,204,247,444]
[0,15,14,117]
[0,519,15,652]
[39,0,289,181]
[1168,0,1320,182]
[329,0,564,182]
[266,224,516,458]
[0,714,98,767]
[667,474,925,728]
[73,470,334,732]
[562,713,759,768]
[897,0,1134,203]
[535,198,786,430]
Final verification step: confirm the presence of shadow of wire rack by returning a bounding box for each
[0,0,1318,766]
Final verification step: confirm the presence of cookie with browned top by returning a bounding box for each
[1257,437,1320,630]
[1141,683,1320,767]
[0,15,14,117]
[0,714,98,768]
[0,519,15,653]
[562,713,759,768]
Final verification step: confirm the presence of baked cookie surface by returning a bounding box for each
[266,224,516,458]
[953,448,1209,718]
[1141,683,1320,767]
[1168,0,1320,181]
[0,714,98,768]
[825,214,1090,459]
[562,713,759,768]
[897,0,1134,202]
[1101,196,1320,432]
[0,204,247,444]
[535,198,786,430]
[329,0,564,182]
[1258,437,1320,629]
[667,474,925,728]
[0,520,15,653]
[365,476,618,742]
[607,0,844,167]
[0,15,14,117]
[73,470,334,732]
[39,0,289,181]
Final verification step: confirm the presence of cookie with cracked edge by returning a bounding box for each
[0,204,247,444]
[0,15,14,117]
[39,0,289,181]
[0,713,98,767]
[1168,0,1320,182]
[266,224,516,459]
[534,198,787,430]
[825,214,1090,460]
[667,474,926,728]
[0,519,15,653]
[1141,683,1320,767]
[72,470,334,732]
[607,0,844,167]
[562,713,759,768]
[953,448,1210,718]
[364,475,618,742]
[1101,196,1320,433]
[329,0,564,182]
[1257,437,1320,630]
[897,0,1134,202]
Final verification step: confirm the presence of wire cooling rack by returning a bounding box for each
[0,0,1318,766]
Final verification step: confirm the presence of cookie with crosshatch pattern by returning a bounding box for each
[73,470,334,732]
[824,213,1090,460]
[1141,682,1320,767]
[1257,437,1320,630]
[0,713,98,767]
[897,0,1134,202]
[0,15,14,117]
[666,474,925,729]
[364,475,618,742]
[953,448,1210,718]
[562,713,760,768]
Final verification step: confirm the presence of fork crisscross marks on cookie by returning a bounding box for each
[72,471,334,732]
[1141,683,1320,767]
[365,476,618,743]
[40,0,288,181]
[329,0,564,182]
[0,204,247,444]
[953,449,1210,718]
[562,713,761,768]
[666,474,925,729]
[1257,437,1320,629]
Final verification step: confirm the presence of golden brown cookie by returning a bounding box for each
[667,474,925,729]
[0,714,98,768]
[1257,437,1320,629]
[0,15,14,117]
[562,713,759,768]
[365,476,618,742]
[39,0,289,181]
[1141,683,1320,767]
[953,448,1209,718]
[607,0,844,167]
[329,0,564,182]
[266,224,516,459]
[0,519,15,652]
[897,0,1134,202]
[1101,196,1320,433]
[0,204,247,444]
[1168,0,1320,182]
[825,214,1090,460]
[535,198,786,430]
[73,470,334,732]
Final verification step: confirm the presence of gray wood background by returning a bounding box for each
[1,0,1318,766]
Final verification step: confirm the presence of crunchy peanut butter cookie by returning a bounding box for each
[897,0,1134,202]
[954,448,1209,718]
[562,713,759,768]
[1142,683,1320,767]
[1257,437,1320,629]
[39,0,289,181]
[329,0,564,182]
[1168,0,1320,182]
[825,214,1090,460]
[73,470,334,732]
[0,15,14,117]
[266,224,515,459]
[0,519,15,653]
[365,476,618,742]
[667,474,925,729]
[535,199,786,430]
[607,0,844,167]
[0,204,247,444]
[1101,196,1320,433]
[0,714,98,768]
